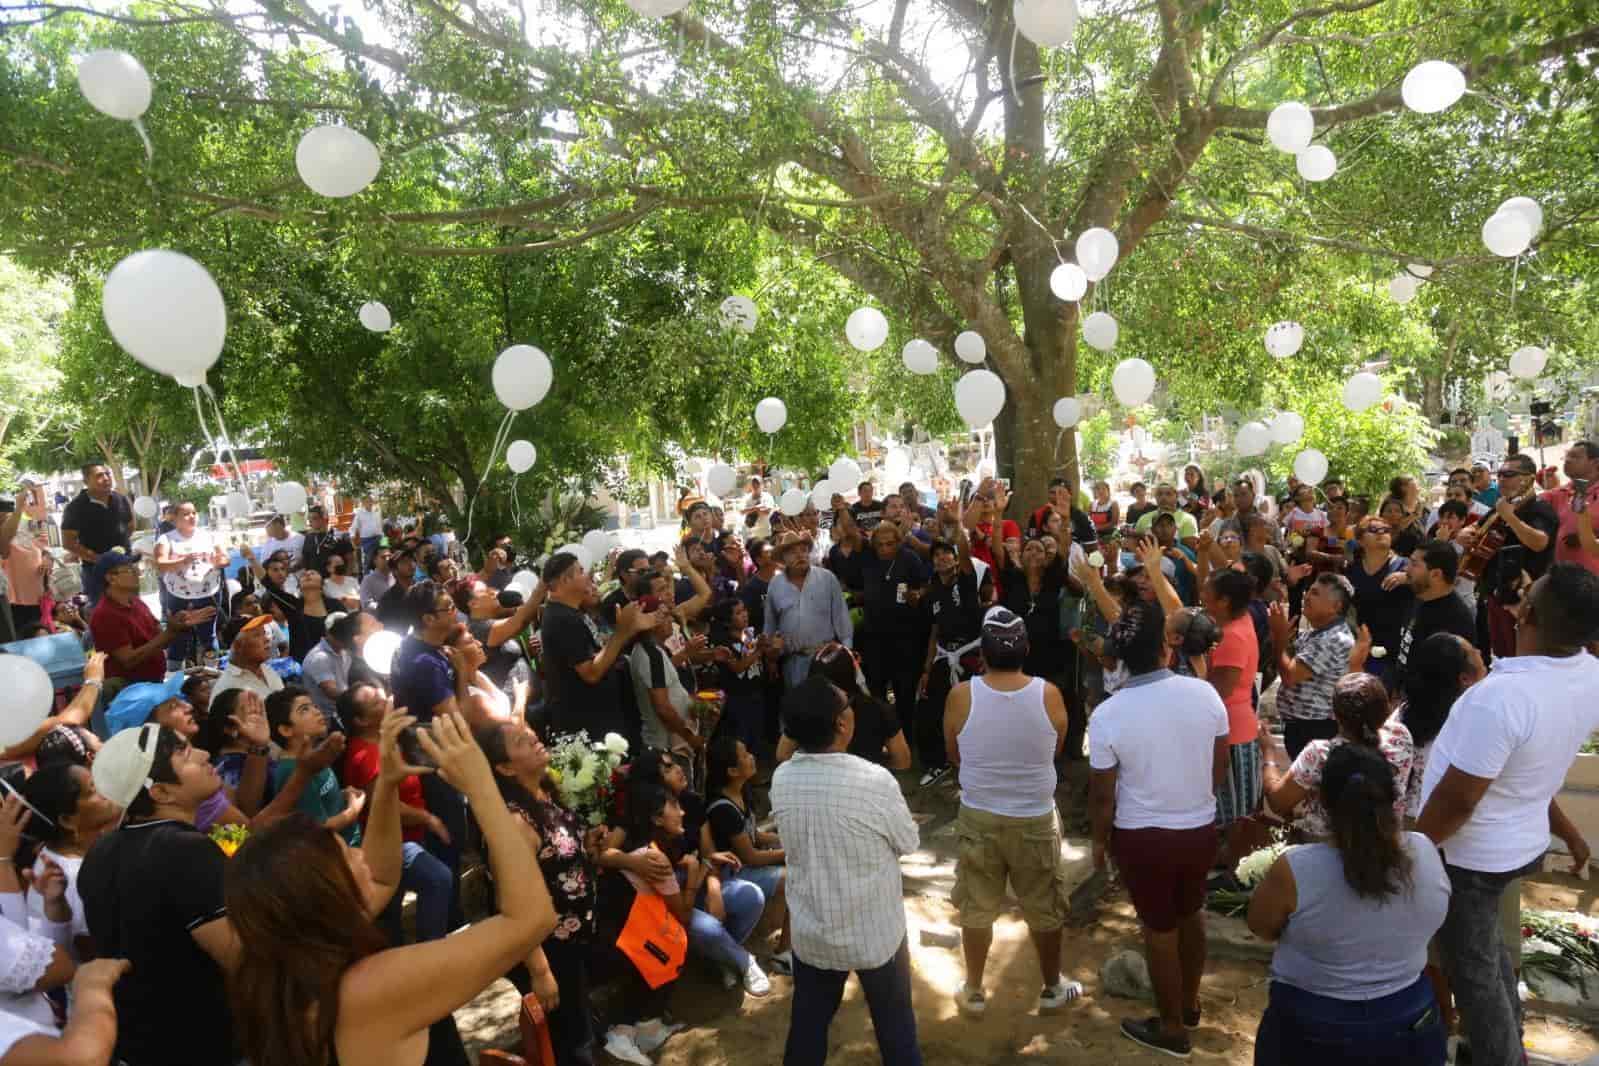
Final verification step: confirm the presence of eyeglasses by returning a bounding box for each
[1365,524,1392,534]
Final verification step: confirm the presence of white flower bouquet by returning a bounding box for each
[1234,839,1288,887]
[546,730,629,827]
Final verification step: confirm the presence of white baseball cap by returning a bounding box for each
[92,723,163,809]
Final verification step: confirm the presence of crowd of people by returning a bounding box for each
[0,441,1595,1065]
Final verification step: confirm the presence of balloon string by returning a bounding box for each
[512,475,522,529]
[1509,254,1520,315]
[203,384,249,491]
[1008,26,1021,108]
[132,118,155,196]
[464,409,515,548]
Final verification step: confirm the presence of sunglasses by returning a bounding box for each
[1497,470,1524,478]
[1365,524,1392,534]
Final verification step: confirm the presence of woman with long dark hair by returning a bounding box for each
[705,736,791,971]
[225,711,556,1066]
[1249,744,1449,1064]
[777,642,910,769]
[17,763,122,962]
[704,598,768,758]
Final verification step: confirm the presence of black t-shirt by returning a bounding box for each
[926,569,982,646]
[61,489,133,555]
[540,601,625,737]
[706,794,760,852]
[376,580,415,632]
[78,820,235,1066]
[827,543,866,594]
[300,529,348,574]
[469,616,528,692]
[999,563,1068,674]
[1481,498,1560,595]
[1125,502,1158,527]
[859,547,930,633]
[1392,592,1476,692]
[739,573,771,633]
[851,500,885,531]
[1347,554,1415,653]
[600,586,630,629]
[1068,507,1098,547]
[846,692,903,765]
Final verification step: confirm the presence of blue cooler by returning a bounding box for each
[0,632,88,690]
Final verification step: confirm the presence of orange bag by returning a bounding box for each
[615,888,687,990]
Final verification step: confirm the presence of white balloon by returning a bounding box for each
[828,457,864,490]
[1082,311,1119,352]
[224,491,251,517]
[1013,0,1078,46]
[1295,145,1337,182]
[719,295,757,334]
[1048,263,1088,302]
[76,50,152,121]
[1266,102,1314,154]
[173,370,206,388]
[1342,372,1384,412]
[556,542,592,571]
[1264,321,1304,358]
[706,462,738,498]
[626,0,690,16]
[1498,196,1543,236]
[1293,448,1330,486]
[1075,228,1120,281]
[883,447,911,481]
[0,656,54,747]
[1406,263,1435,279]
[102,250,226,377]
[362,630,402,676]
[1110,358,1156,407]
[953,331,986,364]
[295,125,381,198]
[1481,211,1532,258]
[272,481,308,514]
[508,570,538,598]
[1269,411,1305,446]
[1509,345,1548,380]
[845,307,889,352]
[779,488,808,517]
[954,370,1006,429]
[1389,274,1420,304]
[133,495,158,519]
[493,344,553,411]
[1234,421,1271,458]
[359,301,392,332]
[810,479,835,511]
[1052,396,1082,429]
[902,338,939,375]
[755,397,787,434]
[582,529,614,564]
[227,578,243,599]
[506,439,537,473]
[1401,60,1466,115]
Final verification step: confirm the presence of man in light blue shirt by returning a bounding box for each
[764,530,852,688]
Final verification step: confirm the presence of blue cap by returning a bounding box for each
[105,673,189,735]
[91,549,139,584]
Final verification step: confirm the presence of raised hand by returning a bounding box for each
[301,732,349,774]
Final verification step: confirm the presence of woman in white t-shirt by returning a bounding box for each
[18,764,123,968]
[154,501,228,667]
[321,552,362,611]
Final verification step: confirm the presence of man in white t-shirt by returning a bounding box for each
[1088,600,1230,1059]
[1418,563,1599,1066]
[352,496,384,573]
[259,514,305,572]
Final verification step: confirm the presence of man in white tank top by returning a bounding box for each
[942,607,1082,1017]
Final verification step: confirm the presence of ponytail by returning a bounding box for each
[1321,744,1411,900]
[1332,672,1389,747]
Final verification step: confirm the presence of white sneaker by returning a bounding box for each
[603,1026,652,1066]
[743,957,771,996]
[956,981,986,1015]
[633,1017,683,1054]
[1038,978,1084,1012]
[919,766,951,788]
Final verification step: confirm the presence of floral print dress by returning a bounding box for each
[511,796,596,943]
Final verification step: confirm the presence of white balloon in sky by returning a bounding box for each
[778,488,808,517]
[272,481,308,514]
[1052,397,1082,429]
[492,345,553,411]
[1234,422,1271,458]
[1110,358,1155,407]
[1269,411,1305,446]
[1266,102,1314,154]
[1481,211,1532,258]
[755,397,787,434]
[1075,228,1120,281]
[1264,321,1304,358]
[1342,372,1384,412]
[845,307,889,352]
[705,463,738,498]
[902,338,939,375]
[1295,145,1337,182]
[359,301,392,332]
[1389,275,1420,304]
[1012,0,1078,47]
[828,457,864,490]
[1497,196,1543,236]
[103,250,227,378]
[1049,263,1088,302]
[1081,311,1118,352]
[1401,60,1466,114]
[1508,346,1548,380]
[626,0,690,15]
[1293,448,1330,487]
[954,370,1006,429]
[718,295,757,334]
[76,49,152,121]
[506,439,537,473]
[295,125,382,198]
[953,331,986,364]
[809,479,835,511]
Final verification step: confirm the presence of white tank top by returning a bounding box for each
[957,676,1058,818]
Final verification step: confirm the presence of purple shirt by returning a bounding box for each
[194,789,230,833]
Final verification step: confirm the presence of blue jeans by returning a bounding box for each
[687,874,764,972]
[1436,861,1534,1066]
[164,591,219,667]
[1254,976,1444,1066]
[785,938,921,1066]
[734,863,785,903]
[361,536,381,572]
[380,841,453,945]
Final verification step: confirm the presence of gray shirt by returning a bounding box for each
[1271,833,1449,1000]
[763,566,853,686]
[359,569,394,611]
[301,638,350,722]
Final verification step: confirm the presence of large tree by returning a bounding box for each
[3,0,1597,509]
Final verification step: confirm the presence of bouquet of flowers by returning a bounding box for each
[546,730,629,827]
[1521,908,1599,995]
[1233,836,1288,887]
[209,823,250,858]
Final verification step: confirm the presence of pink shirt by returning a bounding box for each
[1211,614,1260,744]
[1542,483,1599,575]
[1,531,45,607]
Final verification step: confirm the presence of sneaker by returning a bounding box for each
[742,957,771,997]
[956,982,987,1016]
[919,766,951,788]
[720,966,738,990]
[1037,979,1084,1012]
[603,1026,653,1066]
[633,1018,682,1055]
[1119,1017,1191,1059]
[768,949,794,976]
[1182,1006,1202,1030]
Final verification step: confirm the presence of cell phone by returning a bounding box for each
[959,479,974,507]
[0,498,13,515]
[399,725,438,769]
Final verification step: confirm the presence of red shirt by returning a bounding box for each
[341,736,427,842]
[1542,483,1599,575]
[972,519,1022,598]
[88,595,164,682]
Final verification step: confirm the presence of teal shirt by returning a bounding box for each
[272,760,361,845]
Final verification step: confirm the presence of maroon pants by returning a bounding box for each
[1113,825,1218,933]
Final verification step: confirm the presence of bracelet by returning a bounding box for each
[247,745,272,758]
[81,679,102,688]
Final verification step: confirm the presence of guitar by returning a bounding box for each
[1458,485,1536,583]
